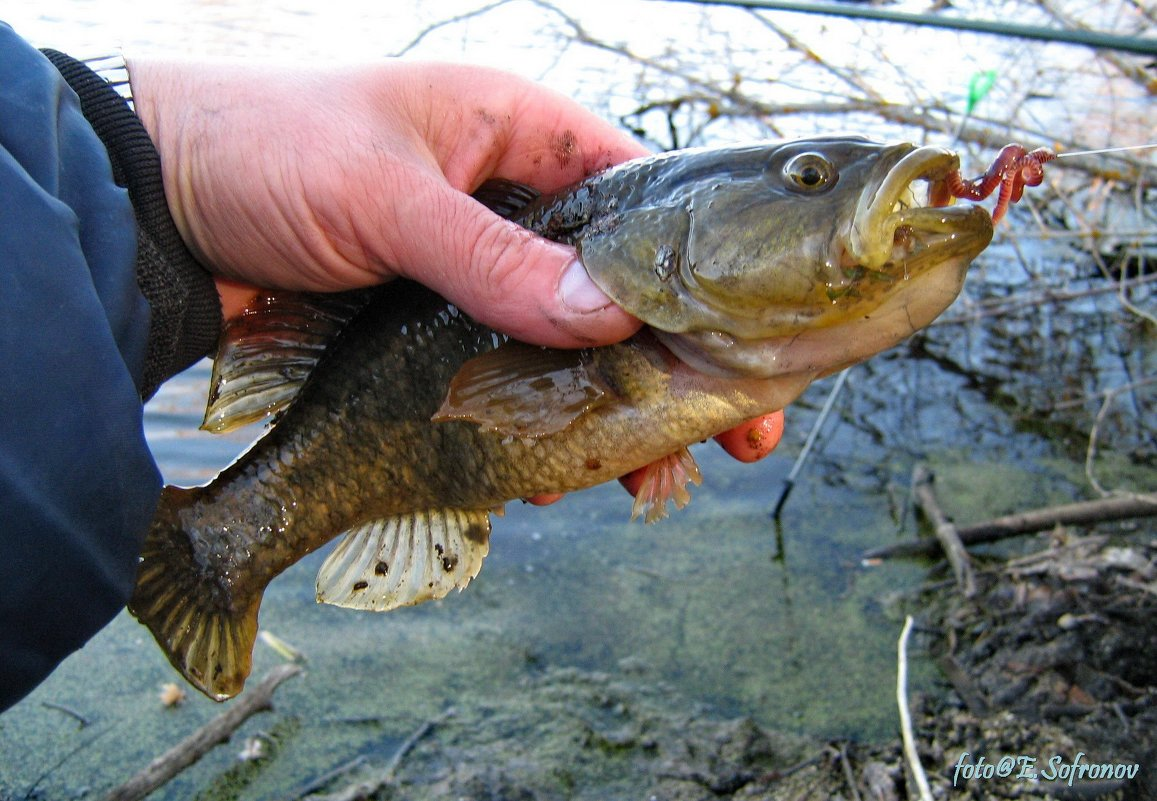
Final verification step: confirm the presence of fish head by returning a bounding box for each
[578,136,992,378]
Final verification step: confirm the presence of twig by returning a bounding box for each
[931,275,1157,327]
[864,493,1157,560]
[101,664,302,801]
[1035,0,1157,91]
[309,708,455,801]
[834,742,863,801]
[935,655,990,716]
[896,616,933,801]
[664,0,1157,56]
[1085,382,1157,496]
[39,701,91,729]
[911,466,976,598]
[391,0,514,56]
[288,756,368,800]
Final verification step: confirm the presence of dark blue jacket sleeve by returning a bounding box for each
[0,24,162,710]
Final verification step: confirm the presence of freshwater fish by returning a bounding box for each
[129,136,993,700]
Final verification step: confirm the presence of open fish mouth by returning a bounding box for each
[657,144,994,379]
[848,145,992,272]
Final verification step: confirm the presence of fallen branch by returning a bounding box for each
[833,742,863,801]
[102,664,303,801]
[935,655,990,716]
[911,466,976,597]
[864,493,1157,560]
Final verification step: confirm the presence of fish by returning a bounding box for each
[129,136,993,700]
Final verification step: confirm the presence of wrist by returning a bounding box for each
[84,53,133,108]
[43,48,223,396]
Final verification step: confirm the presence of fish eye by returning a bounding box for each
[783,153,837,193]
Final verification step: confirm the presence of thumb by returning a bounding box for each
[394,182,641,348]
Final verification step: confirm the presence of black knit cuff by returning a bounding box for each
[41,49,222,400]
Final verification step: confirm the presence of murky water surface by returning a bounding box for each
[1,2,1152,798]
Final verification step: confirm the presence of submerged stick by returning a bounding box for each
[40,701,92,729]
[864,493,1157,560]
[102,664,302,801]
[310,708,455,801]
[911,466,976,597]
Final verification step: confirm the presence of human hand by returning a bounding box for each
[127,58,646,347]
[126,57,783,482]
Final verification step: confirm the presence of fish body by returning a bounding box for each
[130,137,993,700]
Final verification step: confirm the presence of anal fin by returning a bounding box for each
[315,509,492,611]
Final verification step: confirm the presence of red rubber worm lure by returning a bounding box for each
[929,144,1057,224]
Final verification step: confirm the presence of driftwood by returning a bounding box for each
[864,493,1157,561]
[102,664,303,801]
[911,466,976,597]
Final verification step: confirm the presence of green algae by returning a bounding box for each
[5,406,1147,801]
[0,450,919,800]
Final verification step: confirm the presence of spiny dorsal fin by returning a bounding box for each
[202,289,372,433]
[432,341,614,438]
[315,509,492,611]
[629,446,703,524]
[472,178,540,219]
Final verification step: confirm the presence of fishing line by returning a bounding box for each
[1054,143,1157,158]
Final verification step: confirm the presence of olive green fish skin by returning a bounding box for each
[166,280,798,607]
[517,137,937,339]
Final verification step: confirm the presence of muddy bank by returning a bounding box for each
[243,527,1153,801]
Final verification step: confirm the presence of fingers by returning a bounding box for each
[215,277,261,322]
[415,62,649,193]
[390,178,642,348]
[524,492,565,506]
[379,64,649,347]
[712,411,785,463]
[617,468,647,499]
[529,412,785,507]
[617,411,785,497]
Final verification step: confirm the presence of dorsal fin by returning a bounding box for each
[202,289,372,433]
[472,178,541,219]
[432,341,614,438]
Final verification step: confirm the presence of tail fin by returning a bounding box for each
[128,487,261,701]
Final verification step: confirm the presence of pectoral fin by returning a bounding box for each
[315,509,492,611]
[433,342,614,438]
[472,178,541,219]
[202,289,372,432]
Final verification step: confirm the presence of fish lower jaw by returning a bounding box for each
[876,196,994,264]
[654,251,974,380]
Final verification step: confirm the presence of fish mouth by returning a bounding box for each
[847,145,988,270]
[659,144,994,379]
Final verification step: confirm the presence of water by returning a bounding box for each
[1,1,1152,798]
